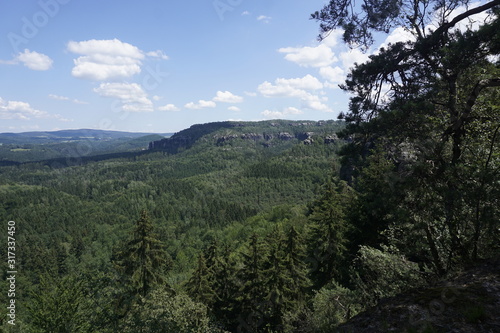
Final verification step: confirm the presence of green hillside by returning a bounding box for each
[0,120,346,331]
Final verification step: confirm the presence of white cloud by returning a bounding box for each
[158,104,180,112]
[213,90,243,103]
[319,66,345,88]
[228,106,241,112]
[94,82,153,112]
[339,48,371,71]
[381,27,416,48]
[48,94,70,101]
[4,49,53,71]
[146,50,169,60]
[261,106,303,119]
[258,74,332,112]
[301,94,333,112]
[241,11,250,16]
[279,44,337,68]
[258,74,323,98]
[320,29,344,48]
[184,100,216,110]
[48,94,88,104]
[0,97,67,120]
[67,39,146,81]
[257,15,272,23]
[17,49,53,71]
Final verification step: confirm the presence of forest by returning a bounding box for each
[1,0,499,332]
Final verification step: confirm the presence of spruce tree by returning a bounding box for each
[284,226,311,302]
[113,209,171,300]
[210,243,240,330]
[236,233,268,333]
[262,225,294,331]
[184,253,216,307]
[308,178,351,288]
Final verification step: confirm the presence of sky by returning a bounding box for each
[0,0,488,133]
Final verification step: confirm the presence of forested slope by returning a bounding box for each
[0,120,347,332]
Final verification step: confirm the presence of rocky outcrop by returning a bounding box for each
[148,120,345,153]
[324,134,339,144]
[278,132,294,140]
[336,258,500,333]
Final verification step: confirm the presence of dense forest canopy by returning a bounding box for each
[0,1,498,332]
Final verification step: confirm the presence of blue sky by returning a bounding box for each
[0,0,465,133]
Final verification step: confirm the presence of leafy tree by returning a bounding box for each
[27,274,92,333]
[123,289,228,333]
[349,245,425,306]
[310,281,361,332]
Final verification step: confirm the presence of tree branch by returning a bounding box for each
[465,78,500,115]
[434,0,500,36]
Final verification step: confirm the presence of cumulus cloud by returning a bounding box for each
[213,90,244,103]
[0,49,53,71]
[258,74,323,98]
[0,97,67,120]
[301,94,333,112]
[258,74,332,112]
[184,100,216,110]
[319,66,345,88]
[94,82,153,112]
[67,39,167,81]
[228,106,241,112]
[158,104,180,112]
[339,48,371,71]
[279,44,337,68]
[15,49,53,71]
[261,106,303,119]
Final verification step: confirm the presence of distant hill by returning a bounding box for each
[0,129,172,163]
[149,120,343,154]
[0,120,344,165]
[0,129,173,144]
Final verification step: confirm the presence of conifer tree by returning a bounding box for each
[284,226,311,302]
[236,233,268,333]
[113,209,171,300]
[308,178,351,288]
[184,253,216,307]
[262,225,294,331]
[210,243,240,330]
